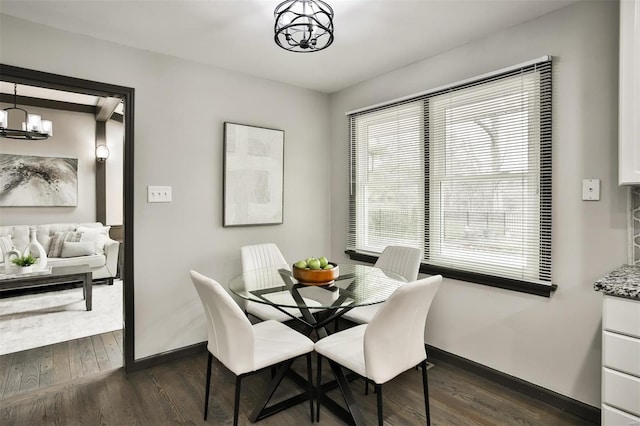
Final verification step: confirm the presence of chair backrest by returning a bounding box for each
[241,243,289,272]
[190,270,254,375]
[363,274,442,384]
[240,244,290,309]
[374,246,422,282]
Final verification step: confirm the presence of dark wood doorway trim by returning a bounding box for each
[0,64,136,372]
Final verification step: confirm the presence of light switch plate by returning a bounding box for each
[582,179,600,201]
[148,186,172,203]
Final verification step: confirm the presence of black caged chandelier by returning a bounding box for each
[0,83,52,140]
[274,0,334,52]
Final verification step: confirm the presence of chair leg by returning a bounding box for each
[204,352,213,420]
[316,354,322,421]
[364,378,378,395]
[306,353,314,422]
[376,384,383,426]
[421,360,431,426]
[234,376,242,426]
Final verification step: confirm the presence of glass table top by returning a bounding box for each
[228,263,406,309]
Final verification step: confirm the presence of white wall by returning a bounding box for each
[0,104,97,224]
[0,14,332,359]
[329,0,624,407]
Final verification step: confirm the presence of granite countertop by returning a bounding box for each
[594,264,640,300]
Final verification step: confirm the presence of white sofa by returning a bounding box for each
[0,222,119,282]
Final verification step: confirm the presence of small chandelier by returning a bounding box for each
[0,83,52,140]
[274,0,334,52]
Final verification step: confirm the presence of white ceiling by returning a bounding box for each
[0,0,580,94]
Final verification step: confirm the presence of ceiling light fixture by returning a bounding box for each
[274,0,334,52]
[0,83,52,140]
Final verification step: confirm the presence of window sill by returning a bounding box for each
[345,250,557,298]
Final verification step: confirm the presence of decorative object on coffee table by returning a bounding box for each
[11,254,36,274]
[22,227,47,271]
[2,240,21,274]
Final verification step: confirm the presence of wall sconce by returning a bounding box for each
[96,144,110,163]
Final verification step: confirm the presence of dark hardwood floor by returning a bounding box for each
[0,341,596,426]
[0,330,123,400]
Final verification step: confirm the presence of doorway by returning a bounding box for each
[0,64,135,379]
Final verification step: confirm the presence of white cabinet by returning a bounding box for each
[604,331,640,376]
[602,295,640,424]
[619,0,640,185]
[604,405,640,425]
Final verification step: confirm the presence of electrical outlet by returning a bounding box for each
[582,179,600,201]
[147,186,172,203]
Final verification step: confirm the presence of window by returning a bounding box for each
[347,59,552,295]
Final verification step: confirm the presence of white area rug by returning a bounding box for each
[0,280,123,355]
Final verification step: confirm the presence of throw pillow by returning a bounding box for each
[48,231,82,257]
[76,226,110,255]
[76,225,110,235]
[61,241,96,258]
[78,231,106,255]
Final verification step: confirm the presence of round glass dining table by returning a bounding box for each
[228,263,407,317]
[228,263,407,425]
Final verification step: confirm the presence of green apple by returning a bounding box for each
[319,256,329,268]
[323,264,334,270]
[308,258,322,270]
[305,257,314,265]
[294,260,307,269]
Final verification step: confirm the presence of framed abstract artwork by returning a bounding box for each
[0,154,78,207]
[223,122,284,227]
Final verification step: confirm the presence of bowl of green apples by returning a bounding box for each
[292,256,339,286]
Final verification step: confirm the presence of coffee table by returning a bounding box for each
[0,265,93,311]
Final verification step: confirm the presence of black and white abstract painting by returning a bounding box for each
[0,154,78,206]
[223,122,284,226]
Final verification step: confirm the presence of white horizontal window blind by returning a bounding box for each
[348,102,425,255]
[348,59,552,287]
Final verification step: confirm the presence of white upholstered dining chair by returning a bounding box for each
[241,243,321,322]
[315,274,442,426]
[341,245,422,325]
[190,270,314,426]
